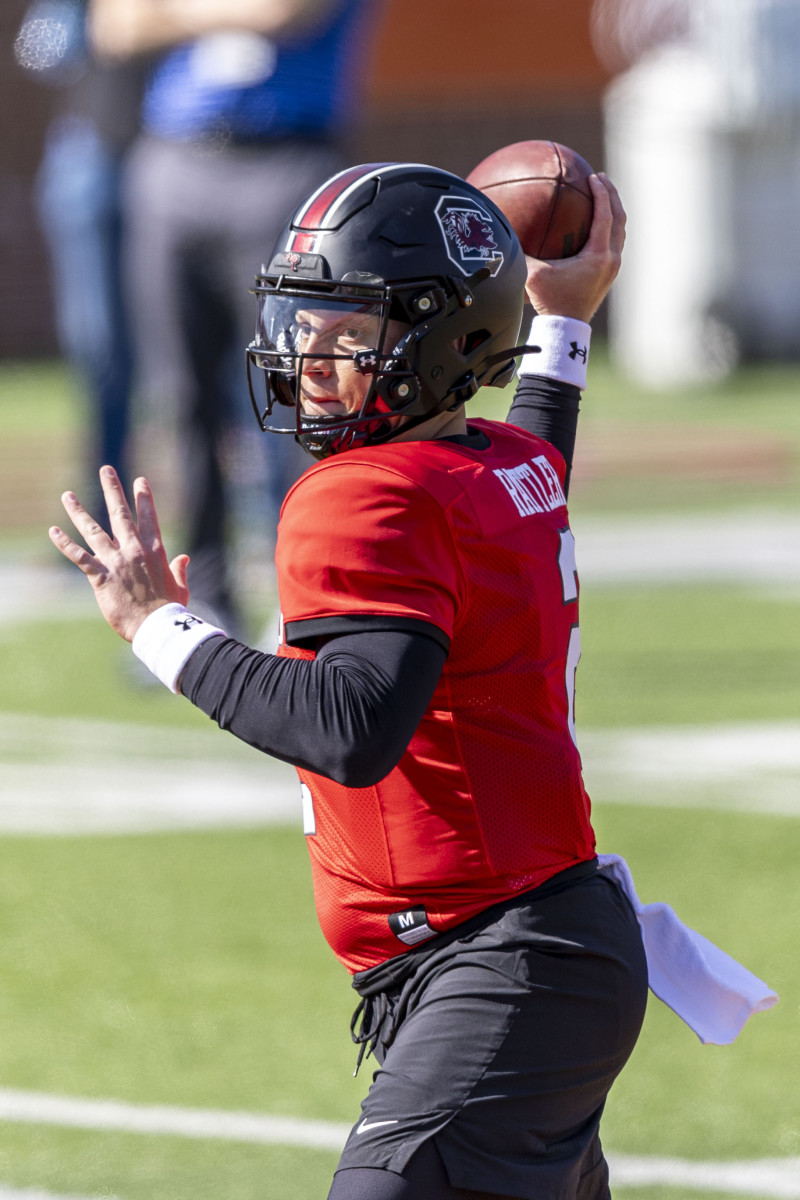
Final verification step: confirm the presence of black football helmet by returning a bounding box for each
[247,162,528,458]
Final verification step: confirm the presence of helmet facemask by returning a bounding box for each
[247,270,522,460]
[247,279,422,458]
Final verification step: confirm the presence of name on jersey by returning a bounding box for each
[493,454,567,518]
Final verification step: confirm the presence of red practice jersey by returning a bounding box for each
[275,418,596,972]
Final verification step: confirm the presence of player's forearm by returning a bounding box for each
[507,378,580,496]
[89,0,335,61]
[134,619,446,786]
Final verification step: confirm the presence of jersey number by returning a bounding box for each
[564,625,581,748]
[300,783,316,835]
[558,528,580,748]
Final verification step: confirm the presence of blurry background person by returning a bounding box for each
[593,0,800,386]
[90,0,377,637]
[15,0,146,518]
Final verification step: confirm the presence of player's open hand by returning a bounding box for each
[49,466,190,642]
[524,173,626,323]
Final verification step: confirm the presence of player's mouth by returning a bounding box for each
[300,394,350,418]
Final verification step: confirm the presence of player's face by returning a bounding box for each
[292,306,408,418]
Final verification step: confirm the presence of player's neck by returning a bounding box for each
[390,407,468,445]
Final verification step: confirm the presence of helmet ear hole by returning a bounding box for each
[390,378,418,404]
[273,374,296,407]
[463,329,491,354]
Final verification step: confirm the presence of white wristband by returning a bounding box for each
[131,603,226,694]
[519,314,592,389]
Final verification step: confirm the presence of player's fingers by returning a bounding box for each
[60,489,117,552]
[584,175,624,292]
[48,525,107,579]
[99,465,139,545]
[596,172,626,255]
[169,553,191,602]
[597,172,625,217]
[133,475,165,552]
[585,174,613,250]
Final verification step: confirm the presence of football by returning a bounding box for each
[467,140,594,259]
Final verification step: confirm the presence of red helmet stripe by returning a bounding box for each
[293,164,386,232]
[290,231,318,254]
[285,164,384,254]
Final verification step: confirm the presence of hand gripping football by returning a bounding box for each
[467,140,594,259]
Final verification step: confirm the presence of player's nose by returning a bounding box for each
[302,333,332,368]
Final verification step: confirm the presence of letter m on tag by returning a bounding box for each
[388,908,436,946]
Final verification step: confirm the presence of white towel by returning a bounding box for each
[597,854,778,1044]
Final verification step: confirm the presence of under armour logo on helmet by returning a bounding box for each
[353,349,380,374]
[568,342,588,362]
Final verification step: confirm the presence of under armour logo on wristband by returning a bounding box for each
[174,615,203,632]
[568,341,588,362]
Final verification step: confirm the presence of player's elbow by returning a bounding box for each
[322,739,404,789]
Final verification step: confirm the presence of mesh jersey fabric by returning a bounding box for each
[275,418,596,973]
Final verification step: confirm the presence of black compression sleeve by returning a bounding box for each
[180,627,447,787]
[507,375,580,496]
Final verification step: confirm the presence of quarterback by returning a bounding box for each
[51,163,646,1199]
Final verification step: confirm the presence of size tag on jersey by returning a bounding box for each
[388,909,436,946]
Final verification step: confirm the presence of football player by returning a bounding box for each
[50,163,645,1200]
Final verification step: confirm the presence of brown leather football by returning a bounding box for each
[467,140,594,259]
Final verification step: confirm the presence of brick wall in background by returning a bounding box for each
[0,0,609,359]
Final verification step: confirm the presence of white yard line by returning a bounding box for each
[0,759,299,834]
[0,1088,797,1196]
[0,1088,350,1151]
[608,1152,800,1197]
[570,507,800,586]
[0,712,301,833]
[580,720,800,817]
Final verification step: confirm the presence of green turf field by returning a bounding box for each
[1,357,798,1198]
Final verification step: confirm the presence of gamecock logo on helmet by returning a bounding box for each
[435,196,504,277]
